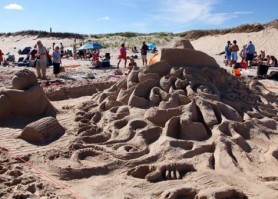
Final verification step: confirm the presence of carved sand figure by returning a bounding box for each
[35,47,278,198]
[0,69,56,123]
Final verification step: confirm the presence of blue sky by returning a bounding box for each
[1,0,277,34]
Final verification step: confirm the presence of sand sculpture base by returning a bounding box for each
[9,49,278,198]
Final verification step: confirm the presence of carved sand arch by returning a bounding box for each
[49,48,278,198]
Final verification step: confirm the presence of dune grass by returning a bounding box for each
[0,19,277,41]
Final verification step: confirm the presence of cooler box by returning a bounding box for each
[257,65,269,76]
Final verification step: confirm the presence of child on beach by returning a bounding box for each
[52,46,61,77]
[117,43,127,68]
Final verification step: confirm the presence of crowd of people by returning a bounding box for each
[224,40,277,77]
[2,38,277,80]
[116,41,156,74]
[0,39,158,79]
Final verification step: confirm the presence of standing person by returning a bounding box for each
[229,40,239,67]
[224,41,231,66]
[117,43,127,68]
[246,41,255,67]
[52,46,61,77]
[60,43,64,58]
[73,39,77,60]
[240,44,247,62]
[36,40,47,79]
[0,48,3,65]
[141,41,148,65]
[52,42,55,51]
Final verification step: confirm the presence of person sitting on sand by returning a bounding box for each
[30,45,37,60]
[91,50,101,67]
[258,50,266,60]
[132,46,139,53]
[125,58,138,75]
[117,43,127,68]
[92,50,100,62]
[256,55,278,78]
[268,55,278,67]
[128,58,137,69]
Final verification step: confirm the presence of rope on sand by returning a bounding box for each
[0,144,84,199]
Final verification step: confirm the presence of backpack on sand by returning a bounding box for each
[268,71,278,80]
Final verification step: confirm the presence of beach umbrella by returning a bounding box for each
[78,42,104,50]
[148,42,156,50]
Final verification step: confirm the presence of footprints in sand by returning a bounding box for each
[0,148,71,198]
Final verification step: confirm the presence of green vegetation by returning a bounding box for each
[0,30,86,39]
[0,19,277,40]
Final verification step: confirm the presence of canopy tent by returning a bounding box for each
[147,42,156,50]
[78,42,104,50]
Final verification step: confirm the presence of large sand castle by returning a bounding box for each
[0,38,278,198]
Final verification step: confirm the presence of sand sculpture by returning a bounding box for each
[174,39,195,49]
[20,116,65,144]
[44,48,277,198]
[0,69,56,123]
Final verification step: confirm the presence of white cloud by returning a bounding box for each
[148,0,252,26]
[4,3,24,10]
[233,11,254,15]
[98,16,110,21]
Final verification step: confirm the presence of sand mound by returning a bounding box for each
[20,116,65,145]
[173,39,195,49]
[0,69,56,123]
[32,48,278,198]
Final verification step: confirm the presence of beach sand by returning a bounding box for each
[0,28,278,199]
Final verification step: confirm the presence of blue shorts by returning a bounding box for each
[226,53,231,60]
[231,52,238,61]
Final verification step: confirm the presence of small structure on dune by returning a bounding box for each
[173,39,195,49]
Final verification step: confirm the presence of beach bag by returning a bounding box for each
[241,61,247,69]
[268,71,278,80]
